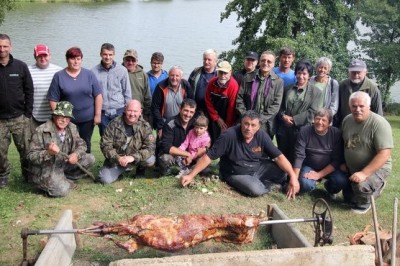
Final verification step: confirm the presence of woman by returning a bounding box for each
[309,57,339,117]
[48,47,103,153]
[276,59,322,164]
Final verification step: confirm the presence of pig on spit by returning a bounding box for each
[80,214,260,253]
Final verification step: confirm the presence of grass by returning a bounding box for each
[1,116,400,265]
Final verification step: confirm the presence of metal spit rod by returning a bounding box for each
[21,228,103,236]
[259,217,321,225]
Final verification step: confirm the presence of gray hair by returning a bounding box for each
[315,57,332,71]
[314,108,333,123]
[203,49,218,59]
[169,65,183,76]
[241,110,261,121]
[349,91,371,107]
[260,50,276,58]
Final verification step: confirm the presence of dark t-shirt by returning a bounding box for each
[207,125,282,176]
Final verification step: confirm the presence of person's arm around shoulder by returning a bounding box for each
[274,154,299,200]
[181,154,212,187]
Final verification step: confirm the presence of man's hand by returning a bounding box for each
[286,178,300,200]
[282,115,294,127]
[68,152,78,165]
[118,155,135,167]
[47,142,60,155]
[349,171,367,183]
[180,174,194,187]
[216,117,228,132]
[157,129,163,139]
[94,114,101,125]
[303,170,321,180]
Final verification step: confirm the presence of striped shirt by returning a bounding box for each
[28,63,63,122]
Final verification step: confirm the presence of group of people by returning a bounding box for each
[0,33,393,215]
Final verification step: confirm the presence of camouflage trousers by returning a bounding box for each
[0,115,30,180]
[32,153,95,197]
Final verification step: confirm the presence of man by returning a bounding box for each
[188,49,218,115]
[233,51,259,86]
[205,60,239,142]
[92,43,132,136]
[181,110,299,199]
[293,108,348,196]
[342,91,392,214]
[122,49,152,123]
[273,47,296,87]
[151,65,193,136]
[337,59,383,126]
[236,51,283,139]
[157,99,197,176]
[0,34,34,188]
[27,101,95,197]
[28,44,63,127]
[98,100,156,184]
[147,52,168,95]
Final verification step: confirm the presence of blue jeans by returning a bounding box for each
[99,108,124,136]
[299,165,349,194]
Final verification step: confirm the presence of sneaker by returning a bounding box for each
[351,204,371,214]
[0,178,8,188]
[328,193,337,200]
[175,168,191,179]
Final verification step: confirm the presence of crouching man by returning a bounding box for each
[181,110,300,199]
[27,101,95,197]
[98,100,156,184]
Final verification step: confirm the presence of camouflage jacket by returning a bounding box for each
[26,120,88,176]
[100,115,155,166]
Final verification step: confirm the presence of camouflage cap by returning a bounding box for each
[53,101,74,118]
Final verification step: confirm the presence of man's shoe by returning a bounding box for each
[136,165,146,177]
[351,205,371,214]
[0,178,8,188]
[328,193,337,200]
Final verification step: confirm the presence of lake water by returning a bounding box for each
[0,0,239,77]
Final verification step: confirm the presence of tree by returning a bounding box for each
[355,0,400,104]
[220,0,358,80]
[0,0,14,26]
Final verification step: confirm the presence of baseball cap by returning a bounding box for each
[216,61,232,73]
[53,101,74,118]
[34,44,50,57]
[348,59,367,72]
[124,49,138,59]
[245,51,259,61]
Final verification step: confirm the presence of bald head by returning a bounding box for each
[124,100,142,125]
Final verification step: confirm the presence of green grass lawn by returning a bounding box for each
[1,117,399,265]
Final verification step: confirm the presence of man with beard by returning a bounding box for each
[205,61,239,143]
[27,101,95,196]
[337,59,383,126]
[181,110,299,200]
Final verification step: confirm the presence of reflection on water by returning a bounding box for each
[0,0,238,77]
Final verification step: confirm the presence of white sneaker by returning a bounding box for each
[175,168,191,179]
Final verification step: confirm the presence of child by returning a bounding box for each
[176,115,211,178]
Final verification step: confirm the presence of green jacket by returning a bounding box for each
[129,65,152,117]
[100,115,155,166]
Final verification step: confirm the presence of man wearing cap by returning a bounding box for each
[236,51,283,139]
[233,51,259,86]
[98,100,156,184]
[0,34,34,188]
[122,49,152,124]
[337,59,383,126]
[188,49,218,116]
[27,101,95,197]
[273,47,296,87]
[28,44,63,128]
[205,60,239,143]
[92,43,132,136]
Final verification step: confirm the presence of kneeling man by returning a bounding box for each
[98,100,156,184]
[27,101,95,197]
[181,110,299,199]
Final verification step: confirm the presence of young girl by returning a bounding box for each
[176,115,211,178]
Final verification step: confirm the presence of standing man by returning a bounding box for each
[0,34,34,188]
[337,59,383,126]
[92,43,132,136]
[188,49,218,115]
[236,51,283,139]
[233,51,259,86]
[151,65,193,136]
[27,101,95,197]
[342,91,392,214]
[157,99,197,176]
[273,47,296,87]
[28,44,63,128]
[181,110,299,199]
[122,49,152,123]
[147,52,168,96]
[205,61,239,142]
[98,100,155,184]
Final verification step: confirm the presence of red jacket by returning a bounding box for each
[205,76,239,127]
